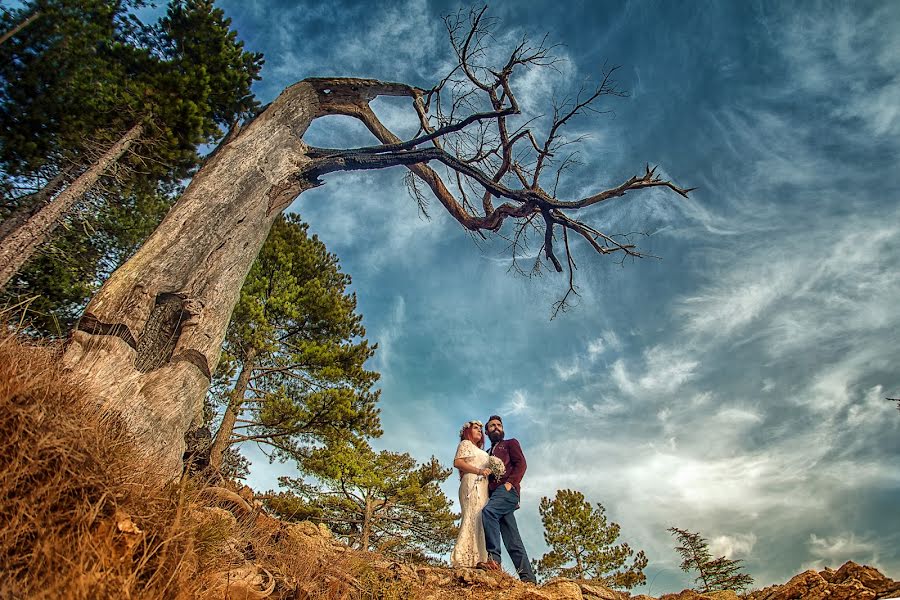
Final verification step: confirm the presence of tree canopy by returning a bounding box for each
[669,527,754,593]
[0,0,263,331]
[204,213,381,471]
[534,489,648,588]
[270,437,457,561]
[0,0,262,180]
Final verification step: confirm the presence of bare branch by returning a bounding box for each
[288,8,693,309]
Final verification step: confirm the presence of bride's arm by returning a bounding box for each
[454,457,489,476]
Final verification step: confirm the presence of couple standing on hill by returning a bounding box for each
[449,415,537,584]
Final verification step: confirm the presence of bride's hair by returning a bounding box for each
[459,421,485,449]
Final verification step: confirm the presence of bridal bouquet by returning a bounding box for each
[488,456,505,478]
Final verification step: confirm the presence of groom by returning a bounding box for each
[479,415,537,583]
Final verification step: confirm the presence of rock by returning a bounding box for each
[284,519,343,553]
[289,521,320,538]
[195,506,238,530]
[578,582,624,600]
[658,591,738,600]
[317,522,333,538]
[659,591,711,600]
[540,579,583,600]
[744,561,900,600]
[831,561,900,595]
[370,559,418,582]
[750,569,875,600]
[208,564,276,599]
[516,587,555,600]
[417,566,453,587]
[455,567,504,586]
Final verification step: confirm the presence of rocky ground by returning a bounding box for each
[278,518,900,600]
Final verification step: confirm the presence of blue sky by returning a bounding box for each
[146,0,898,593]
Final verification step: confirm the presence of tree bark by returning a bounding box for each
[208,348,256,471]
[0,122,143,288]
[360,496,374,551]
[62,82,322,479]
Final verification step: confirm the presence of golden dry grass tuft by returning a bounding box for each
[0,333,205,598]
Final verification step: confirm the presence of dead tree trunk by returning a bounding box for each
[0,123,143,288]
[208,349,256,472]
[62,82,323,478]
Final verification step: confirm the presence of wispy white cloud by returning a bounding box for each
[503,389,529,417]
[553,361,580,381]
[805,533,881,570]
[611,345,699,398]
[372,295,406,373]
[586,339,605,357]
[292,170,449,274]
[709,532,757,559]
[776,3,900,137]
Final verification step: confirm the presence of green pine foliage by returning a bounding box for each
[0,0,143,175]
[270,436,458,561]
[534,489,648,588]
[0,0,263,332]
[211,213,381,462]
[1,180,176,334]
[668,527,754,593]
[0,0,263,180]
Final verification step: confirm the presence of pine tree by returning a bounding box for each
[668,527,754,593]
[204,213,381,472]
[534,489,648,588]
[0,0,262,180]
[271,437,458,560]
[0,0,263,296]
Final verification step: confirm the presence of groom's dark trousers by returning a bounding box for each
[482,486,536,583]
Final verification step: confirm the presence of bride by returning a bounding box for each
[450,420,492,568]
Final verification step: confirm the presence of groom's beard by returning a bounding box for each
[488,430,504,444]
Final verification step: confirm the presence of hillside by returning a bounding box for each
[1,334,897,600]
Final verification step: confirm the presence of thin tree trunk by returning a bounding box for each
[0,122,143,288]
[0,11,41,46]
[0,169,74,242]
[208,348,256,471]
[62,82,322,479]
[360,497,373,551]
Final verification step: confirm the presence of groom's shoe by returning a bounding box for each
[476,560,501,571]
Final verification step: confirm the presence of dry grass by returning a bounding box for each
[0,333,203,598]
[0,332,423,600]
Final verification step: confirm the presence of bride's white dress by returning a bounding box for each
[450,440,490,567]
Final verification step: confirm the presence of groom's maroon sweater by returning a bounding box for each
[488,438,527,496]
